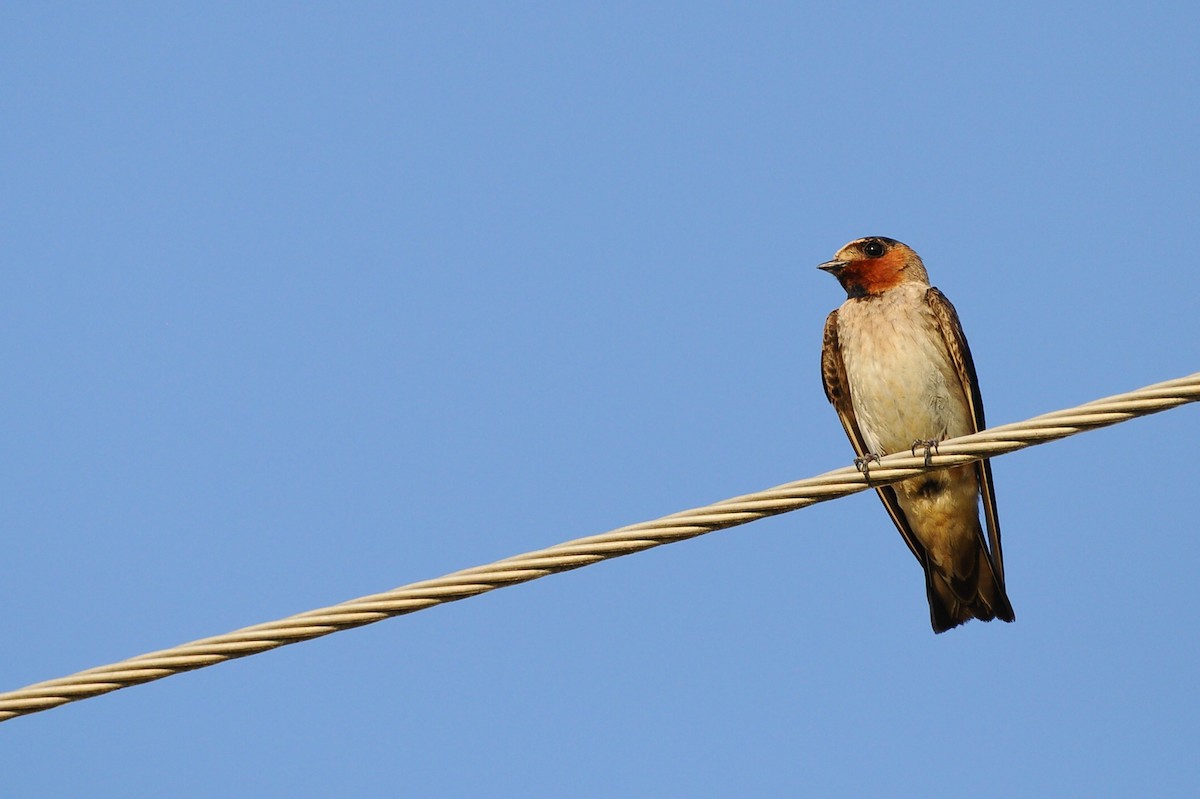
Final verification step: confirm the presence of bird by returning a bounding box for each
[817,236,1015,633]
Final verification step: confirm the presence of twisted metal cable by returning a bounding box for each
[2,371,1197,722]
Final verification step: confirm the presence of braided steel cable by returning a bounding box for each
[1,371,1196,722]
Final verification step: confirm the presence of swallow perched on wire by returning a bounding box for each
[818,236,1015,633]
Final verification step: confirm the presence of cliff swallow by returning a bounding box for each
[818,236,1015,633]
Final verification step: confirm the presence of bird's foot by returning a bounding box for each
[854,453,883,482]
[910,439,941,467]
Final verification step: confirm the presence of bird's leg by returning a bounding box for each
[854,453,882,483]
[910,439,940,467]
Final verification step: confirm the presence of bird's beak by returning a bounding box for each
[817,259,847,274]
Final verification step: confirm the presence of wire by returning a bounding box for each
[1,371,1196,722]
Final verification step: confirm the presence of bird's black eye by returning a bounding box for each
[862,240,886,258]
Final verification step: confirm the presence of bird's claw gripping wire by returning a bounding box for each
[911,439,940,467]
[854,453,883,483]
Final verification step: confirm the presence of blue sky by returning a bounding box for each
[3,4,1198,796]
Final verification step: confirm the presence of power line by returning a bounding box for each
[1,371,1196,723]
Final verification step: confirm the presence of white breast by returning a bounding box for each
[835,285,973,456]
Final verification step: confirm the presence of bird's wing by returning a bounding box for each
[821,309,923,564]
[925,287,1005,581]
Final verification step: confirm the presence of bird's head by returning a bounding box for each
[817,236,929,298]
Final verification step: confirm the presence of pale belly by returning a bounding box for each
[836,291,973,456]
[836,289,982,570]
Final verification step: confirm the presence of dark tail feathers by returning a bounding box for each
[925,545,1015,634]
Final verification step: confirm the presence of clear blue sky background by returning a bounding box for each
[3,4,1198,796]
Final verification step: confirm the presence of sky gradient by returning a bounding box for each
[3,4,1198,796]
